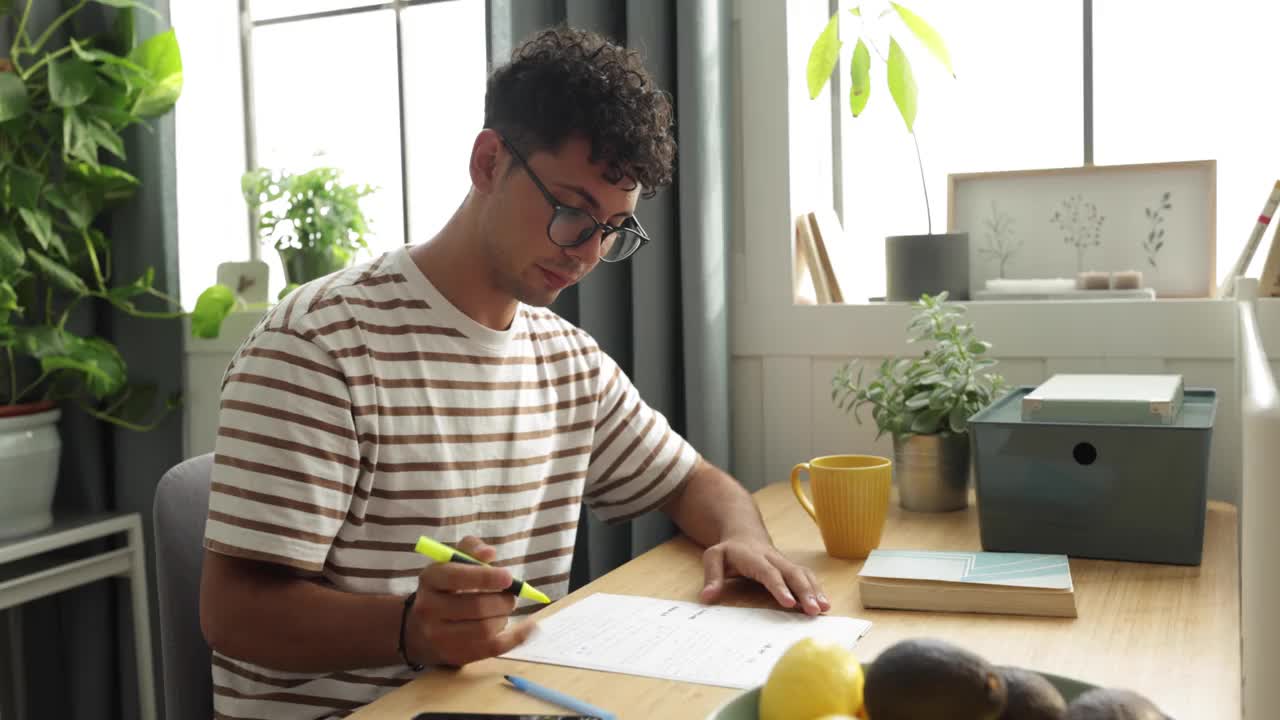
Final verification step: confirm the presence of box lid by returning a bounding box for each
[1021,374,1184,424]
[972,385,1215,429]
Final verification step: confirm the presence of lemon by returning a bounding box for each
[759,637,864,720]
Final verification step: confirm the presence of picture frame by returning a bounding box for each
[947,160,1217,298]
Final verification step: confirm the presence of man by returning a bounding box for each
[200,26,828,719]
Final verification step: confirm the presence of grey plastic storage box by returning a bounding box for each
[968,385,1216,566]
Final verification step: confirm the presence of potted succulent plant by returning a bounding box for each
[241,166,376,298]
[831,292,1006,511]
[807,3,969,301]
[0,0,188,537]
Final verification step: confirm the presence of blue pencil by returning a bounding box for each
[503,674,616,720]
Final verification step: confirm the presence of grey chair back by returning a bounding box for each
[153,453,214,719]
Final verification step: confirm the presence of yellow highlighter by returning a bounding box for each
[414,536,551,604]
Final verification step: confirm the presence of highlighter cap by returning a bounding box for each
[414,536,452,563]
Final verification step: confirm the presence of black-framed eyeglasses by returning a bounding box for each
[500,136,650,263]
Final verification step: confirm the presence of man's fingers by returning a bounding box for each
[430,590,516,621]
[701,545,727,603]
[456,535,497,563]
[749,561,796,609]
[806,568,831,612]
[488,619,538,657]
[421,561,513,593]
[779,560,822,615]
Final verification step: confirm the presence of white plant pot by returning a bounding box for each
[0,404,61,539]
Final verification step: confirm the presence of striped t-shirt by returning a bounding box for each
[204,247,700,719]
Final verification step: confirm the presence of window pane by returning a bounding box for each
[250,11,403,293]
[401,0,488,243]
[173,0,250,310]
[250,0,382,23]
[1094,0,1280,283]
[836,0,1083,301]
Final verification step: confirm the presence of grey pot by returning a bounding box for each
[892,432,971,512]
[885,232,970,301]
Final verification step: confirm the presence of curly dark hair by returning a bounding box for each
[484,26,676,198]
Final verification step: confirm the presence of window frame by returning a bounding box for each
[236,0,474,261]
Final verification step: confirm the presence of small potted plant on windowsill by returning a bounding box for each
[831,292,1006,511]
[242,166,376,298]
[185,167,375,341]
[807,3,969,301]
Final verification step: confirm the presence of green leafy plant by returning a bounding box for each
[807,2,954,234]
[831,292,1006,439]
[242,166,375,294]
[0,0,186,429]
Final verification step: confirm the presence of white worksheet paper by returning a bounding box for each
[500,593,873,689]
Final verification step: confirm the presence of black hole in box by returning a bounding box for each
[1073,442,1098,466]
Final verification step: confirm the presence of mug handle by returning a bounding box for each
[791,463,818,522]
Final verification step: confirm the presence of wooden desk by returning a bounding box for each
[351,482,1241,720]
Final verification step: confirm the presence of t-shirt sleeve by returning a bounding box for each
[584,350,700,524]
[203,322,361,573]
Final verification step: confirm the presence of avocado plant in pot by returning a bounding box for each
[241,166,375,299]
[831,292,1006,511]
[0,1,186,538]
[807,3,969,300]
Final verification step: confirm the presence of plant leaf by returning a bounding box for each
[107,267,154,307]
[17,208,56,252]
[890,2,954,76]
[886,38,918,133]
[849,39,871,116]
[49,58,97,108]
[0,71,29,121]
[129,29,183,117]
[27,248,89,295]
[807,14,842,100]
[69,38,148,74]
[87,118,126,161]
[948,403,969,433]
[47,186,98,230]
[191,283,237,339]
[63,110,99,166]
[39,336,128,398]
[967,339,991,354]
[0,280,19,323]
[68,162,140,203]
[0,225,25,277]
[4,165,42,210]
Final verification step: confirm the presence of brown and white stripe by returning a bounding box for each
[204,247,699,719]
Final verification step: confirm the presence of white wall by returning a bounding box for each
[183,311,265,459]
[728,0,1280,506]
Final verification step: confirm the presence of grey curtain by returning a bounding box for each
[486,0,733,586]
[0,1,180,718]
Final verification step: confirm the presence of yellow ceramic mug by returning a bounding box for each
[791,454,893,560]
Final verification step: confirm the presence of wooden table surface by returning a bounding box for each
[350,482,1241,720]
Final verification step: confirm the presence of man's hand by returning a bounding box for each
[699,537,831,616]
[404,536,537,667]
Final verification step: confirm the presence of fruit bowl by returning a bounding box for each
[706,669,1097,720]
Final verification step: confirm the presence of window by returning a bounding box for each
[1092,0,1280,281]
[827,0,1082,302]
[820,0,1269,302]
[172,0,487,309]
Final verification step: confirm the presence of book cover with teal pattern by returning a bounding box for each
[858,550,1073,590]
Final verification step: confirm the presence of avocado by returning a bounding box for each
[863,637,1008,720]
[996,666,1067,720]
[1066,687,1170,720]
